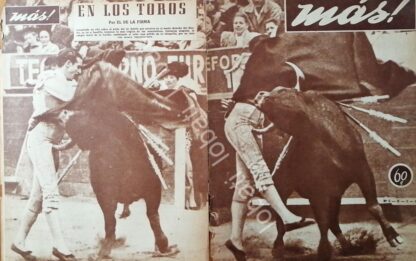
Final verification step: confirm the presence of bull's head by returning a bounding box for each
[255,87,311,136]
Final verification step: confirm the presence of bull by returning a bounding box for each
[37,56,200,259]
[227,31,415,260]
[254,87,403,261]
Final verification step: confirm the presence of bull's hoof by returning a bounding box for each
[387,235,404,247]
[225,240,246,261]
[271,249,284,261]
[153,245,180,257]
[385,227,404,247]
[119,208,131,219]
[88,253,112,261]
[271,245,284,260]
[96,237,116,260]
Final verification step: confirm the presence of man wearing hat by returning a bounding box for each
[147,62,205,209]
[157,61,197,95]
[12,49,82,261]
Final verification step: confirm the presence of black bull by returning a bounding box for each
[255,88,403,260]
[37,61,205,259]
[241,32,415,260]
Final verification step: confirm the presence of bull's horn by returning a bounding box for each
[285,62,305,92]
[252,123,275,134]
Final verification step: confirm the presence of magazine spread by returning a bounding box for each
[1,0,416,261]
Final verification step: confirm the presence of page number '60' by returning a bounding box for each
[389,164,413,188]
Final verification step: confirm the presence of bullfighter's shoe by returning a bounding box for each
[225,239,246,261]
[52,247,77,261]
[11,244,37,261]
[285,217,315,232]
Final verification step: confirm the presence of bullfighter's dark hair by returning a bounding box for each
[166,62,189,79]
[56,48,82,67]
[44,56,58,67]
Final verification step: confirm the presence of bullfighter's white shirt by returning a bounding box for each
[32,69,77,117]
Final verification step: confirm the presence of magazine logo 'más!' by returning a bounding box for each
[5,6,60,25]
[286,0,416,31]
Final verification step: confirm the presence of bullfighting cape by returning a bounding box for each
[233,32,416,101]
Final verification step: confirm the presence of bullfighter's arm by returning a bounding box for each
[53,138,75,151]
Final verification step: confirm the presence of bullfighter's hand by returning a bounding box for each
[53,138,75,151]
[27,117,39,131]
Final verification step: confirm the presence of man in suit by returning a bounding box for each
[242,0,283,34]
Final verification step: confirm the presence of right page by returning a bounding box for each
[207,0,416,260]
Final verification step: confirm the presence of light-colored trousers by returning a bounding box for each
[224,103,274,203]
[26,122,63,213]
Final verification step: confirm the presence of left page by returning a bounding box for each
[1,1,208,260]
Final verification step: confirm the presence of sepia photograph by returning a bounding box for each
[1,1,416,261]
[2,1,208,260]
[206,1,416,261]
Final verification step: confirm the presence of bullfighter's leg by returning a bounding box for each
[95,195,117,259]
[310,197,332,261]
[224,104,307,225]
[228,155,251,254]
[356,162,403,246]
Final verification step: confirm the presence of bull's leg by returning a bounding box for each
[310,197,332,261]
[119,203,131,219]
[145,191,169,253]
[356,163,403,246]
[328,197,353,255]
[96,195,117,259]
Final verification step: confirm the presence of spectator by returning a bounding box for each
[242,0,283,34]
[220,12,260,48]
[26,0,46,5]
[154,41,180,50]
[264,17,279,37]
[160,62,202,209]
[2,25,24,53]
[39,30,60,54]
[51,0,75,48]
[205,0,222,29]
[180,16,209,50]
[22,28,42,53]
[217,0,249,33]
[129,40,155,51]
[205,16,221,49]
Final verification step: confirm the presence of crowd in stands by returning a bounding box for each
[2,0,285,54]
[203,0,284,48]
